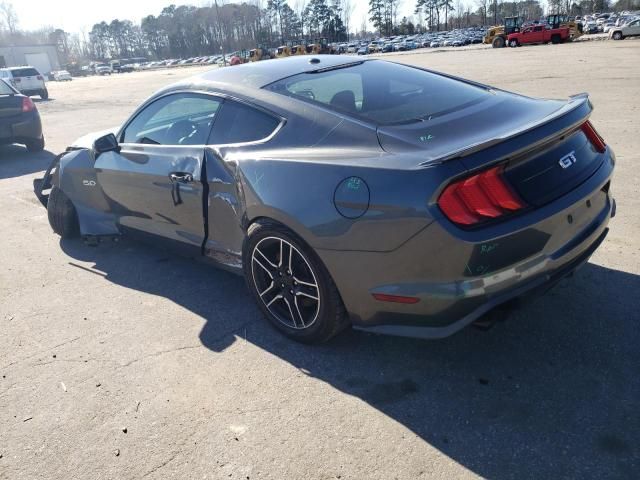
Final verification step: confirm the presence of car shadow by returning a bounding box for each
[0,145,55,179]
[60,237,639,479]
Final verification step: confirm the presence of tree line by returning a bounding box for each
[88,1,352,61]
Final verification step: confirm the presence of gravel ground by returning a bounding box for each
[1,40,639,480]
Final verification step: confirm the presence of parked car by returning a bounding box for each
[610,18,640,39]
[0,66,49,100]
[357,46,369,55]
[584,22,600,34]
[0,79,45,152]
[52,70,72,81]
[37,56,615,344]
[94,64,112,75]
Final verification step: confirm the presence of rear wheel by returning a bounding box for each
[551,34,561,44]
[40,89,49,100]
[509,39,518,47]
[25,136,45,152]
[492,36,505,48]
[243,220,349,343]
[612,31,623,40]
[47,186,79,238]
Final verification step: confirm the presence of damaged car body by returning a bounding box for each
[36,55,616,343]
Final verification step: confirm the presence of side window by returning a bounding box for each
[122,93,221,145]
[208,100,280,145]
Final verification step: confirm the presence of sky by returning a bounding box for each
[13,0,417,35]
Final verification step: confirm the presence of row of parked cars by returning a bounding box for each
[580,11,640,35]
[341,28,487,55]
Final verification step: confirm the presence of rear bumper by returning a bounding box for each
[0,111,42,144]
[318,153,615,339]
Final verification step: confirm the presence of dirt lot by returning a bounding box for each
[1,41,639,479]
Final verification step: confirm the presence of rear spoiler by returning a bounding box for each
[420,93,591,166]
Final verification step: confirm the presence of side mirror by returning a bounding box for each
[93,133,120,158]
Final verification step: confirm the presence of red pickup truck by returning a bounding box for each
[507,25,570,47]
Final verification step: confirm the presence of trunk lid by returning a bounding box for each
[378,92,601,208]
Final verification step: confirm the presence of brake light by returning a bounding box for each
[438,165,526,226]
[581,121,606,153]
[37,75,44,80]
[22,96,36,113]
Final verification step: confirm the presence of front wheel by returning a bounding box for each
[509,39,518,47]
[612,32,623,40]
[40,89,49,100]
[47,186,79,238]
[243,220,349,343]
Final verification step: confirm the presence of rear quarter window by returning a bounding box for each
[209,100,280,144]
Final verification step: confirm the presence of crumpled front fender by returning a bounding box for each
[36,148,121,236]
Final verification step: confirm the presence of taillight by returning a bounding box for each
[37,75,44,80]
[22,96,36,113]
[581,121,606,153]
[438,165,526,226]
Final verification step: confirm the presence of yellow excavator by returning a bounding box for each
[547,14,583,40]
[484,17,522,48]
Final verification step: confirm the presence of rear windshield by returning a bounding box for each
[0,80,15,95]
[264,60,489,125]
[12,68,39,77]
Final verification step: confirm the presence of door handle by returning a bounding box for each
[169,172,193,184]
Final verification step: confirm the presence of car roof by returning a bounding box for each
[192,55,366,90]
[3,66,37,71]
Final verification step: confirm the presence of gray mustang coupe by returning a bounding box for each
[37,55,615,343]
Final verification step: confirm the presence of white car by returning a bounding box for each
[610,18,640,39]
[0,66,48,99]
[94,64,112,75]
[52,70,72,81]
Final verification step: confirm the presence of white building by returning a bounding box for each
[0,44,60,75]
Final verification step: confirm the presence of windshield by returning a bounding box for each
[264,60,489,125]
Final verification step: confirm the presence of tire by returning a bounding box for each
[551,34,561,44]
[612,31,623,40]
[243,220,349,343]
[47,186,79,238]
[509,39,518,47]
[492,36,505,48]
[40,89,49,100]
[25,136,45,152]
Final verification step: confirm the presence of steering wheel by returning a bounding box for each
[166,119,198,145]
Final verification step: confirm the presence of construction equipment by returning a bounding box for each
[484,17,522,48]
[249,45,272,62]
[291,45,307,55]
[306,38,335,55]
[546,14,583,40]
[275,45,291,58]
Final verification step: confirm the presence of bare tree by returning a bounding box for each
[0,1,18,34]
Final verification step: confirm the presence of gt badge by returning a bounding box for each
[558,151,577,169]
